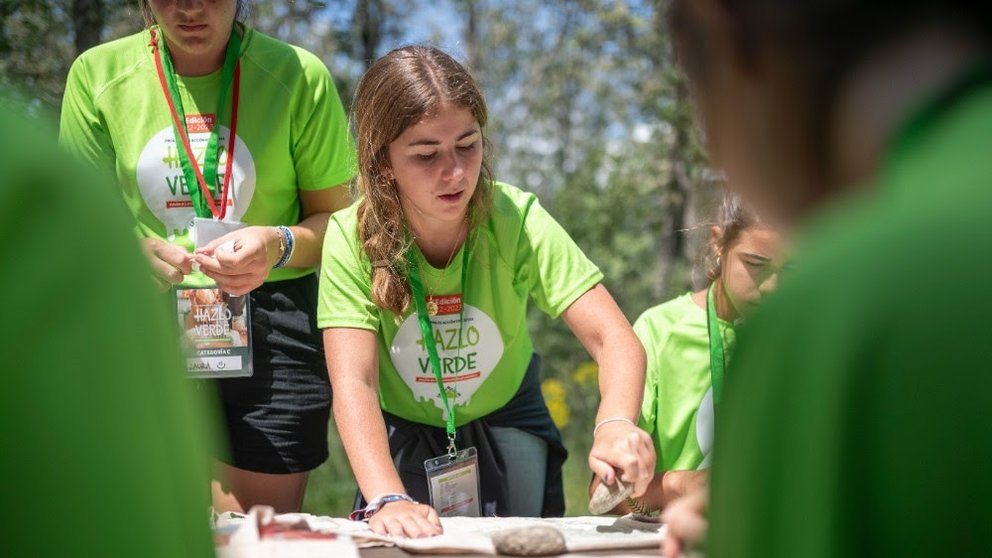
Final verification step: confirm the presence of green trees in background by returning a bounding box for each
[1,0,719,515]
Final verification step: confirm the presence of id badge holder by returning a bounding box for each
[424,447,481,517]
[175,287,253,378]
[173,217,253,378]
[192,216,244,252]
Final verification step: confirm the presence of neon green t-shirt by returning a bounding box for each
[317,182,603,427]
[59,25,355,286]
[708,78,992,557]
[633,293,735,472]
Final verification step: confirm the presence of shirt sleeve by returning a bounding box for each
[59,55,118,179]
[291,52,356,191]
[633,312,660,436]
[515,195,604,318]
[316,208,381,331]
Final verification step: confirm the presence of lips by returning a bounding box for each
[178,24,208,32]
[437,191,465,203]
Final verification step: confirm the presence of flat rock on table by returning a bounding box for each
[588,480,633,515]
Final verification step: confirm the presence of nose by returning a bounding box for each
[760,273,778,295]
[176,0,204,11]
[441,150,465,183]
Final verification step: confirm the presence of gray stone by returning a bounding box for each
[587,479,633,515]
[491,526,567,556]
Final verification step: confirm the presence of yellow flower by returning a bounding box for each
[541,378,566,400]
[546,399,571,428]
[573,361,599,387]
[541,378,571,428]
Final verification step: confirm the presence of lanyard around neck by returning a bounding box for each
[405,236,470,458]
[149,26,242,220]
[706,283,727,410]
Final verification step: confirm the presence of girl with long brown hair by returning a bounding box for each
[318,45,655,537]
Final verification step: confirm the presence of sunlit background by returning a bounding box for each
[1,0,724,516]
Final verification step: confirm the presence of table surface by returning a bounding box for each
[359,546,660,557]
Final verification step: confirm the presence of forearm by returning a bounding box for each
[562,284,647,423]
[594,328,647,423]
[333,377,407,498]
[284,211,330,269]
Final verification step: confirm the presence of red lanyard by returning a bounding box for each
[149,27,241,220]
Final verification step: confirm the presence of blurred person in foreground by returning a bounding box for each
[662,1,992,557]
[0,100,214,556]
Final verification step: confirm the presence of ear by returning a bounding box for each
[709,225,724,257]
[382,167,394,181]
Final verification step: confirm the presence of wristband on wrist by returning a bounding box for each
[272,225,294,269]
[593,416,636,438]
[348,493,418,521]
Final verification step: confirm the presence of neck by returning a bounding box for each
[691,283,738,323]
[409,217,469,268]
[831,24,985,188]
[712,281,738,323]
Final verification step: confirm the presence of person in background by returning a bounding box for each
[0,99,214,557]
[607,194,784,516]
[318,45,655,538]
[59,0,355,513]
[662,1,992,556]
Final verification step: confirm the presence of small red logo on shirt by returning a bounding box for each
[185,114,216,133]
[427,294,462,316]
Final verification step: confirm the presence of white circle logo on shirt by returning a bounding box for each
[136,122,256,238]
[697,386,715,468]
[390,303,504,419]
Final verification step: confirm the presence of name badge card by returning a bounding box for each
[175,287,252,378]
[425,447,482,518]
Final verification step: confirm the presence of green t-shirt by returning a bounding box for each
[0,101,214,556]
[59,26,355,286]
[634,293,735,472]
[317,182,603,427]
[708,80,992,556]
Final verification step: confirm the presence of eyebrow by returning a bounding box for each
[407,129,480,147]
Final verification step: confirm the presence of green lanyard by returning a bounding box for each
[706,283,727,409]
[152,25,242,219]
[405,236,470,458]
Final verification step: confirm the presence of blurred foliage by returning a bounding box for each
[3,0,722,517]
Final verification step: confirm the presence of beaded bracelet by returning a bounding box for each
[272,225,295,269]
[348,493,418,521]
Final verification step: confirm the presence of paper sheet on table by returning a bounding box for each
[392,516,665,555]
[214,507,363,558]
[220,511,664,555]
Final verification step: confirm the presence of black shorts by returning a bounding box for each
[209,273,330,474]
[362,354,567,517]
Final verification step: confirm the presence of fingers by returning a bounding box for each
[589,423,656,496]
[141,237,192,286]
[661,535,683,558]
[424,505,442,531]
[368,502,442,539]
[198,269,264,296]
[587,456,618,486]
[660,488,709,556]
[194,228,270,278]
